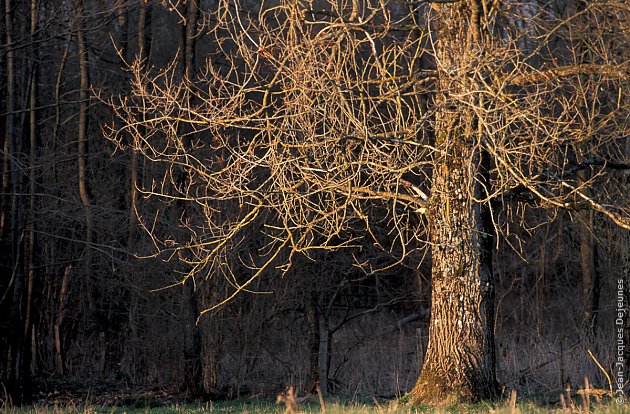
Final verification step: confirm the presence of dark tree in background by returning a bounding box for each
[0,0,628,406]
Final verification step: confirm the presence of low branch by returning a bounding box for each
[401,0,462,4]
[509,64,629,86]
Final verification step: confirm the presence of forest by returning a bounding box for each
[0,0,629,410]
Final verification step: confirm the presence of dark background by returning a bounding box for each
[0,0,627,405]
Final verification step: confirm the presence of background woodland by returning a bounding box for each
[0,0,628,405]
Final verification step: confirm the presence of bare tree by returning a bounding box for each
[128,0,153,245]
[2,0,32,402]
[107,0,629,403]
[76,0,95,313]
[1,0,15,239]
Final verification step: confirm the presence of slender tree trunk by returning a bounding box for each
[579,209,600,337]
[572,0,600,335]
[129,0,152,245]
[52,36,71,145]
[317,313,333,396]
[305,288,320,393]
[76,2,104,376]
[115,0,128,63]
[25,0,38,338]
[2,0,31,402]
[123,0,153,380]
[411,1,498,404]
[138,0,152,62]
[185,0,198,79]
[183,280,203,396]
[1,0,15,240]
[54,266,71,375]
[49,35,71,379]
[76,0,95,313]
[179,0,204,397]
[114,0,130,221]
[7,235,26,403]
[177,0,187,74]
[23,0,39,381]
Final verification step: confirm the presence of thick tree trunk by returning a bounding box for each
[411,147,498,404]
[410,0,498,404]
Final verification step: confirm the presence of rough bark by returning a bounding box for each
[411,145,498,404]
[410,0,498,404]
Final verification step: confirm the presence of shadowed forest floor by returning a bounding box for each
[3,395,628,414]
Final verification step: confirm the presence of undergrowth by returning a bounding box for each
[2,395,627,414]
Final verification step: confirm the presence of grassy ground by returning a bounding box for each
[3,395,628,414]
